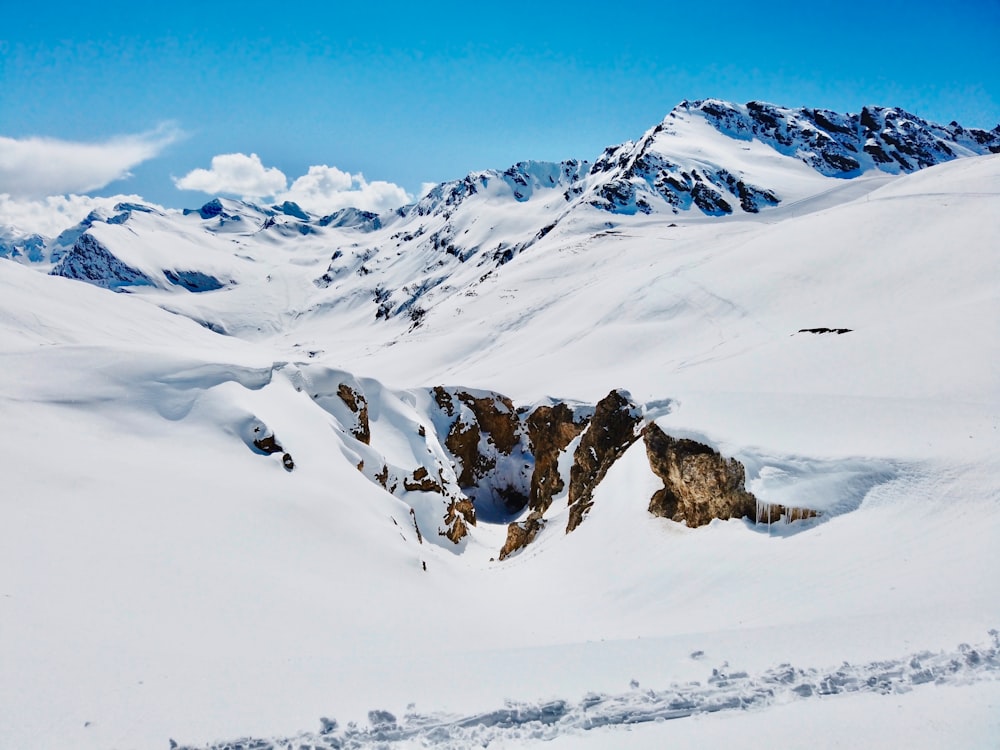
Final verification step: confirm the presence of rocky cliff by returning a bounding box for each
[285,375,816,560]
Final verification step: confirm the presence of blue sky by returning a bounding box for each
[1,0,998,216]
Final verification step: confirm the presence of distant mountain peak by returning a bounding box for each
[676,98,1000,176]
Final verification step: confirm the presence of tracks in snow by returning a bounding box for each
[174,631,1000,750]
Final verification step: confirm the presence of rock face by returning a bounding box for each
[336,383,371,444]
[643,423,755,527]
[288,371,816,556]
[442,498,476,543]
[499,510,545,560]
[163,269,225,292]
[51,233,151,290]
[249,424,295,473]
[566,390,643,533]
[690,99,1000,176]
[430,387,533,522]
[525,403,590,513]
[581,99,1000,220]
[403,466,443,493]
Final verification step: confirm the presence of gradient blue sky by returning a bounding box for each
[2,0,998,209]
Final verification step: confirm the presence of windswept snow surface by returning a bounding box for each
[1,144,998,746]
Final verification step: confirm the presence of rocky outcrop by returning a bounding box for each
[51,233,151,290]
[461,392,521,456]
[566,390,643,533]
[432,387,532,519]
[409,508,424,544]
[525,403,589,513]
[163,269,225,292]
[691,99,1000,176]
[374,463,391,490]
[499,510,545,560]
[445,417,484,487]
[184,198,227,220]
[643,423,755,527]
[403,466,443,493]
[337,383,371,444]
[314,375,816,555]
[442,498,476,543]
[250,425,294,472]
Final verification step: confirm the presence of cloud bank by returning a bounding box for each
[174,154,412,215]
[0,125,180,198]
[0,194,162,237]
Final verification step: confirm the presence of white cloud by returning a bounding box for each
[287,164,354,195]
[0,193,163,237]
[282,166,411,215]
[0,125,180,198]
[174,152,287,197]
[174,154,412,215]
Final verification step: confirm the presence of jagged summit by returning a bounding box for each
[385,98,1000,225]
[581,98,1000,217]
[681,98,1000,175]
[408,159,592,218]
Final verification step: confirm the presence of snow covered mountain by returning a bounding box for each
[11,98,996,339]
[2,100,999,749]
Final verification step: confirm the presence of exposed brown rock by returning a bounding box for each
[432,386,455,416]
[252,426,283,455]
[409,507,424,544]
[499,510,545,560]
[566,390,642,533]
[375,463,389,489]
[337,383,371,444]
[643,422,756,527]
[526,403,589,513]
[457,392,520,455]
[250,426,295,471]
[431,387,533,519]
[441,498,476,543]
[403,465,444,493]
[445,419,489,487]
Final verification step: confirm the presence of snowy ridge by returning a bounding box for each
[0,227,46,262]
[577,99,1000,217]
[173,632,1000,750]
[690,99,1000,175]
[7,98,998,305]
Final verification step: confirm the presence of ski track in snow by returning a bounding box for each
[174,632,1000,750]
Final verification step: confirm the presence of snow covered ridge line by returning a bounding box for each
[172,632,1000,750]
[6,100,999,336]
[4,98,998,251]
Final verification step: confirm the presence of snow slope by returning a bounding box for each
[1,104,998,749]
